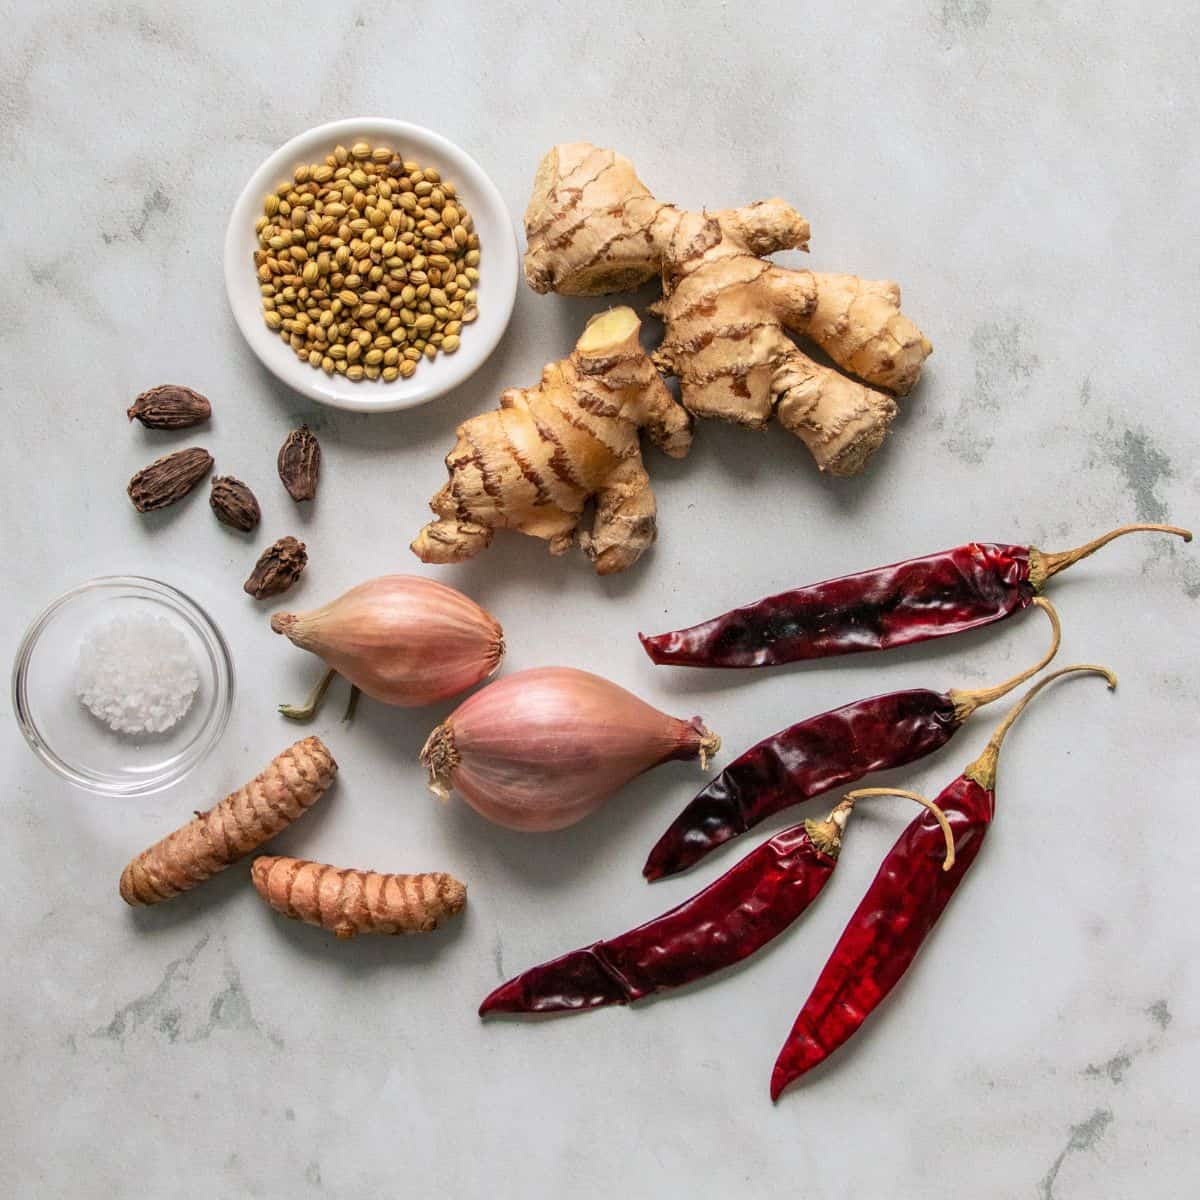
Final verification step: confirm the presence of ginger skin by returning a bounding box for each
[119,738,337,907]
[412,306,691,574]
[524,144,932,475]
[251,855,466,938]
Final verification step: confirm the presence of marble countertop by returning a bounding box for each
[2,2,1197,1196]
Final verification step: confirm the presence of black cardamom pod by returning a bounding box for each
[277,425,321,502]
[210,476,262,532]
[127,385,212,430]
[127,448,214,512]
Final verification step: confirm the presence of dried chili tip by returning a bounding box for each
[479,940,637,1015]
[479,971,563,1017]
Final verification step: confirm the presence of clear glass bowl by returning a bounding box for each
[12,577,234,795]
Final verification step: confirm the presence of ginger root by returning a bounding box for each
[119,737,337,906]
[411,305,691,574]
[524,144,932,475]
[251,855,466,938]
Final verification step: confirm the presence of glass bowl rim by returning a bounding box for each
[11,575,236,796]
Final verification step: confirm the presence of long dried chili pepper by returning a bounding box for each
[479,794,954,1017]
[640,523,1188,668]
[644,597,1061,880]
[769,663,1116,1101]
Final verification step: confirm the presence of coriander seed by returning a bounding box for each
[253,139,480,383]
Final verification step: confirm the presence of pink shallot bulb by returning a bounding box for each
[271,576,504,707]
[420,667,720,832]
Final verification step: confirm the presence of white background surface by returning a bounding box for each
[2,3,1197,1197]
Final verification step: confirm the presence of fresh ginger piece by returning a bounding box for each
[119,737,337,906]
[251,855,466,938]
[411,305,691,574]
[524,144,932,475]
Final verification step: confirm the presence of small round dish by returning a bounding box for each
[225,117,520,413]
[12,577,234,796]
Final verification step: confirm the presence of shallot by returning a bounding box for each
[420,667,720,832]
[272,576,503,719]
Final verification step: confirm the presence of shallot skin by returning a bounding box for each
[422,667,719,832]
[272,576,503,707]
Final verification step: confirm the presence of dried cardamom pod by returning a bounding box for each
[278,425,321,501]
[127,385,212,429]
[244,536,307,599]
[127,448,214,512]
[210,476,261,532]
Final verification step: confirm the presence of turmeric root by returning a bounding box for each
[119,737,337,907]
[251,855,466,938]
[411,306,691,574]
[524,144,932,475]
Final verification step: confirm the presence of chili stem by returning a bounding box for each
[279,667,337,722]
[343,684,362,724]
[964,664,1117,789]
[949,597,1060,720]
[844,787,957,871]
[803,797,855,858]
[1029,523,1192,588]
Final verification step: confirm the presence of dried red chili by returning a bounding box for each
[770,664,1116,1101]
[639,523,1188,668]
[644,598,1060,881]
[479,795,954,1017]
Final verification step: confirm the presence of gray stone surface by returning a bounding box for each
[2,2,1197,1196]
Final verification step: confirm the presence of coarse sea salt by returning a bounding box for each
[76,613,200,735]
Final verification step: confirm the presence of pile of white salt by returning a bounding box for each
[75,614,200,734]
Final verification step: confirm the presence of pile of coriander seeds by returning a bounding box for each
[253,141,480,382]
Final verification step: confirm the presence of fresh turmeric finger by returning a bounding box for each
[251,855,467,938]
[119,737,337,907]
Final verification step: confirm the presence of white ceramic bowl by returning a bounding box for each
[225,118,519,413]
